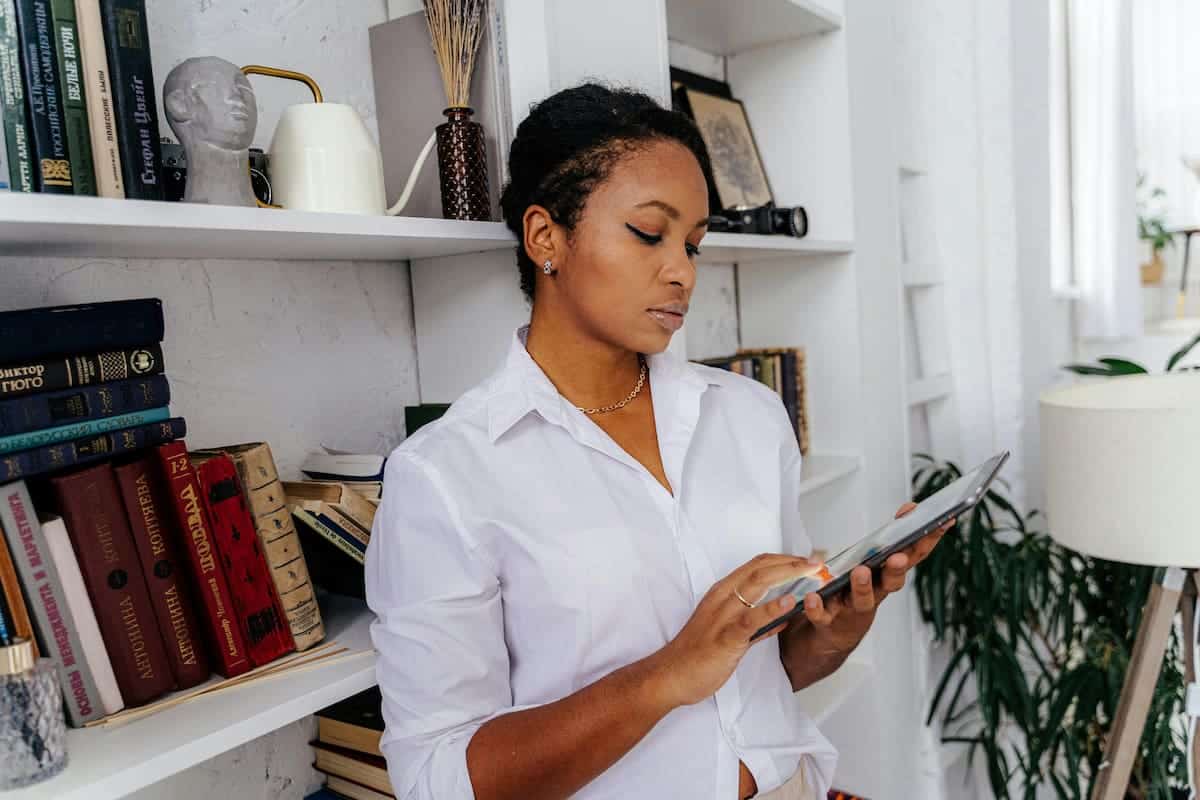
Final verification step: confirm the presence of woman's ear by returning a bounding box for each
[522,204,559,269]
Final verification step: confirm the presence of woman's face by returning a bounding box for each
[553,139,710,355]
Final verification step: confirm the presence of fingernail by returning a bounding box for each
[856,572,870,585]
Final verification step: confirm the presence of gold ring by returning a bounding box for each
[734,587,757,609]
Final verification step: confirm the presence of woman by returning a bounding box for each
[365,83,949,800]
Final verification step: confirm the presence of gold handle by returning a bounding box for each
[240,64,323,103]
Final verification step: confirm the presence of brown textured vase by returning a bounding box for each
[435,106,491,221]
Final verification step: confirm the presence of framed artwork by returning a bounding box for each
[680,87,774,210]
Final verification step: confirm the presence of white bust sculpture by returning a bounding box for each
[163,57,258,206]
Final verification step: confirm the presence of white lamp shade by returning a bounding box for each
[1040,373,1200,567]
[269,103,387,215]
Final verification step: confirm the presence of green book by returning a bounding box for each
[50,0,94,195]
[0,0,33,191]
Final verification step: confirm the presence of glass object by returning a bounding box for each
[0,638,68,789]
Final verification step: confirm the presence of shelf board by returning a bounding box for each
[697,233,853,264]
[0,193,516,261]
[797,453,862,496]
[908,374,954,406]
[795,656,872,725]
[10,592,376,800]
[666,0,842,56]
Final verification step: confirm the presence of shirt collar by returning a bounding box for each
[485,325,718,443]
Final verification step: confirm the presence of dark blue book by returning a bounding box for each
[0,416,185,482]
[0,375,169,436]
[98,0,161,199]
[12,0,74,192]
[0,298,164,363]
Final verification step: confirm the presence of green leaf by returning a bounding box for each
[1095,358,1150,374]
[1166,330,1200,371]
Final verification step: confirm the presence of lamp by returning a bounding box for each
[1041,373,1200,799]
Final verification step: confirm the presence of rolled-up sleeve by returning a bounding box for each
[365,451,518,800]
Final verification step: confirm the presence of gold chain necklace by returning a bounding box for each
[577,355,647,415]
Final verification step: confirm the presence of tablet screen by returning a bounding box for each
[762,458,996,606]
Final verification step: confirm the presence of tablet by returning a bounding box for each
[751,450,1009,640]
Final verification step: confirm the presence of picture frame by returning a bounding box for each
[679,86,774,210]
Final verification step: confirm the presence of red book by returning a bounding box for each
[114,455,212,689]
[196,455,295,666]
[156,441,250,678]
[50,464,175,706]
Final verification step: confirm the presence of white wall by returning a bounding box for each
[1,2,402,797]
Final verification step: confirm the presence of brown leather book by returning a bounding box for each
[50,463,175,706]
[114,455,211,689]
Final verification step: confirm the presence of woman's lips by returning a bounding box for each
[647,309,685,332]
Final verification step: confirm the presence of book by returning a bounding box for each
[0,374,170,436]
[404,403,450,437]
[0,343,165,401]
[0,298,164,364]
[321,775,394,800]
[73,0,121,196]
[49,0,91,194]
[190,442,324,651]
[156,440,250,678]
[283,481,376,537]
[40,513,124,715]
[738,346,809,455]
[51,462,175,706]
[0,118,8,186]
[12,0,75,192]
[195,454,295,668]
[0,404,168,453]
[292,510,365,599]
[97,0,161,199]
[0,0,34,192]
[114,454,211,689]
[317,686,384,758]
[311,741,393,796]
[0,480,105,725]
[293,509,365,562]
[301,451,385,483]
[0,415,185,482]
[0,514,37,650]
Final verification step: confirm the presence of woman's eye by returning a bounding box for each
[626,224,663,244]
[686,243,702,258]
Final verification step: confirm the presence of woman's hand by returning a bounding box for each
[780,503,954,691]
[645,554,821,709]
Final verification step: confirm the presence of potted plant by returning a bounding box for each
[1138,175,1174,286]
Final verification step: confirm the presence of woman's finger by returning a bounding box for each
[895,502,917,519]
[879,553,908,594]
[848,566,876,613]
[729,558,823,607]
[803,592,836,626]
[740,593,799,642]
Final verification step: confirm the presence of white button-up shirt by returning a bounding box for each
[365,327,838,800]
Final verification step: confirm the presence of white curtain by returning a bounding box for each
[1132,0,1200,227]
[1065,0,1141,339]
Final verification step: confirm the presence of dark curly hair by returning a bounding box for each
[499,83,714,302]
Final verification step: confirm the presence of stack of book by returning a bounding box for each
[700,347,809,454]
[0,298,325,728]
[313,686,393,800]
[286,479,378,600]
[0,0,164,198]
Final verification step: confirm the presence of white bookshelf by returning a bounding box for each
[697,234,852,264]
[665,0,842,56]
[6,593,375,800]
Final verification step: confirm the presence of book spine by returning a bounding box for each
[0,118,9,186]
[49,0,92,194]
[156,441,250,678]
[218,443,323,651]
[0,404,167,453]
[40,515,124,715]
[72,0,119,196]
[0,374,169,436]
[0,0,34,191]
[197,455,294,667]
[13,0,74,192]
[51,463,175,706]
[0,524,37,650]
[114,455,211,689]
[0,480,104,725]
[0,416,184,482]
[0,343,164,400]
[0,297,164,363]
[294,508,365,564]
[97,0,158,199]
